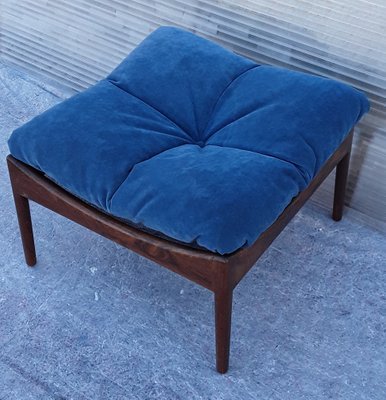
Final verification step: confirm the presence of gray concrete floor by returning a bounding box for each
[0,62,385,400]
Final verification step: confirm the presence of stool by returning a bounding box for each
[7,26,369,373]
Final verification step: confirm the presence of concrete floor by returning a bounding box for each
[0,62,385,400]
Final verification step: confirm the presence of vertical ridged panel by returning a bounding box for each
[1,0,385,226]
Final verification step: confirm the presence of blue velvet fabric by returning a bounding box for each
[8,26,370,254]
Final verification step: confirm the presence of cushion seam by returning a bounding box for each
[106,79,193,141]
[201,64,260,141]
[107,144,188,209]
[206,144,310,186]
[206,104,273,143]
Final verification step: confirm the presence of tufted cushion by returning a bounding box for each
[8,26,370,254]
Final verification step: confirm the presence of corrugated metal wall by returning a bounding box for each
[1,0,385,227]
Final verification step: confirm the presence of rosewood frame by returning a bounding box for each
[6,129,353,373]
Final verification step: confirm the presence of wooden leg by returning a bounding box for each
[214,287,233,373]
[12,193,36,266]
[332,151,351,222]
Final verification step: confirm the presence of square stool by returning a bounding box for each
[7,26,369,373]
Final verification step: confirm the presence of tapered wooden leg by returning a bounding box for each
[332,151,351,221]
[215,288,233,373]
[12,193,36,266]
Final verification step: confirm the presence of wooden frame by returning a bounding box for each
[6,129,353,373]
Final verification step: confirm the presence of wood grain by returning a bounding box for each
[6,129,353,373]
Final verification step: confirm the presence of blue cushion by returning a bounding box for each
[8,26,370,254]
